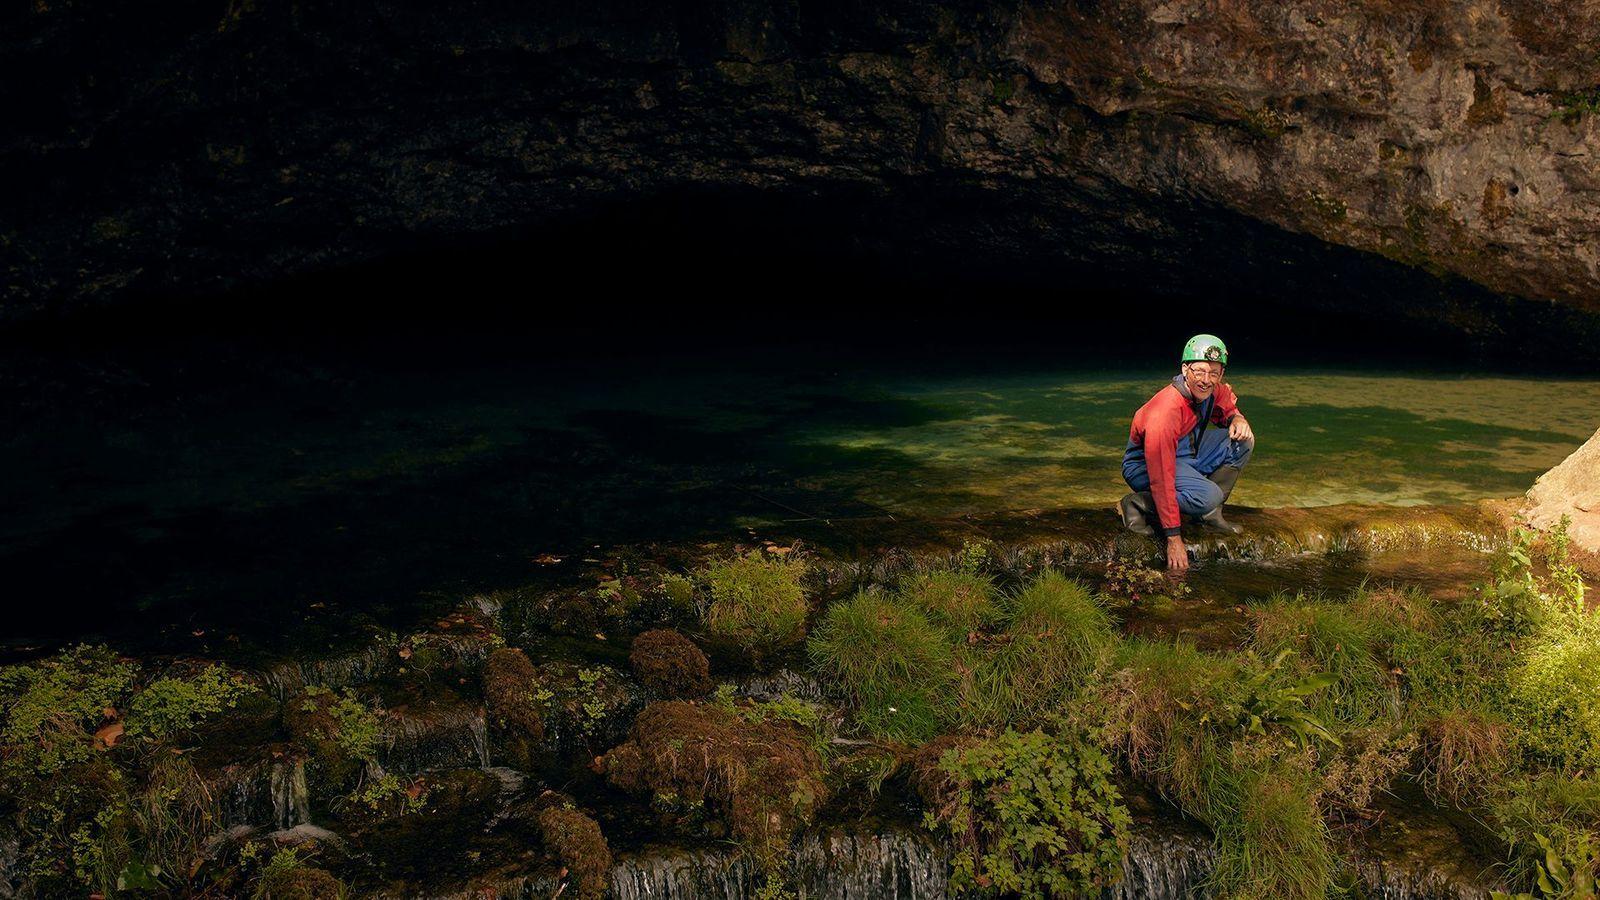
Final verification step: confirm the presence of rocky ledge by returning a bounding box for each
[4,0,1600,353]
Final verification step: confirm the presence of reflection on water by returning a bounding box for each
[2,357,1594,649]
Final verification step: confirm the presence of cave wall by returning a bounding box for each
[4,0,1599,335]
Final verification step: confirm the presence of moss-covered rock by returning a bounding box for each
[534,661,643,755]
[599,699,827,870]
[531,791,612,900]
[630,629,712,699]
[284,687,382,807]
[256,858,347,890]
[483,647,545,738]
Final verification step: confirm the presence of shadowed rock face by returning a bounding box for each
[4,0,1599,345]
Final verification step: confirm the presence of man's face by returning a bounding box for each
[1183,361,1224,400]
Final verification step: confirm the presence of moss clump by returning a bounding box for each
[125,665,260,741]
[600,700,827,870]
[914,727,1131,897]
[483,647,546,740]
[699,550,809,661]
[532,792,612,900]
[809,589,955,742]
[630,629,713,699]
[253,849,346,899]
[900,570,998,637]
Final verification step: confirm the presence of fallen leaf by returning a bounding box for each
[95,722,124,748]
[398,645,413,660]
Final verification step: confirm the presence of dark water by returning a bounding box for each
[1,332,1592,658]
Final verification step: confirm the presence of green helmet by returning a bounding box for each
[1181,334,1228,366]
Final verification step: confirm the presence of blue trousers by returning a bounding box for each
[1123,426,1253,517]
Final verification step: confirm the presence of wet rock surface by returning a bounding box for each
[5,1,1600,352]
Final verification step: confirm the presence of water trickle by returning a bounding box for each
[269,758,311,830]
[382,703,491,775]
[736,669,828,703]
[262,635,401,697]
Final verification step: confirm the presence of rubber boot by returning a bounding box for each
[1196,466,1243,534]
[1118,492,1158,537]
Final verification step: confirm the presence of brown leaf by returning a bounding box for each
[398,645,413,660]
[95,722,124,748]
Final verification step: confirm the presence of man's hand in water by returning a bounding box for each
[1229,415,1254,444]
[1166,535,1188,572]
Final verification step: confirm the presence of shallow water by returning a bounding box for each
[3,353,1594,652]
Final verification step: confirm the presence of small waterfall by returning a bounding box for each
[211,753,310,829]
[736,669,828,703]
[269,759,311,830]
[1107,824,1213,899]
[262,634,401,696]
[381,703,491,775]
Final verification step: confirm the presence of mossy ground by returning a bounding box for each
[4,508,1598,897]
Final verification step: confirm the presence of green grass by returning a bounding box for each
[807,590,957,742]
[900,570,998,637]
[1208,757,1334,900]
[964,573,1113,729]
[1249,594,1393,727]
[700,551,809,660]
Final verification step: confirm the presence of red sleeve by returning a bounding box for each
[1144,404,1185,536]
[1210,384,1240,425]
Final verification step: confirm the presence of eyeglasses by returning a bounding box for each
[1183,363,1225,380]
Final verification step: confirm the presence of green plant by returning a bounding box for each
[1508,632,1600,772]
[954,538,993,575]
[125,666,259,740]
[700,550,809,658]
[659,573,699,615]
[252,847,346,900]
[808,589,956,742]
[917,727,1132,898]
[0,645,136,778]
[1231,650,1341,750]
[348,772,429,818]
[1552,87,1600,124]
[1492,773,1600,896]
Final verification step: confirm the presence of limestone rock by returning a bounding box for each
[1527,426,1600,552]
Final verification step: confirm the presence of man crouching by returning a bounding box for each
[1119,334,1255,572]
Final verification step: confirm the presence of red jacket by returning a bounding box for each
[1127,381,1241,533]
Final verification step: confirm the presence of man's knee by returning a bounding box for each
[1177,479,1224,515]
[1228,436,1255,469]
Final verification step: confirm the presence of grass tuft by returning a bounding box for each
[808,590,956,742]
